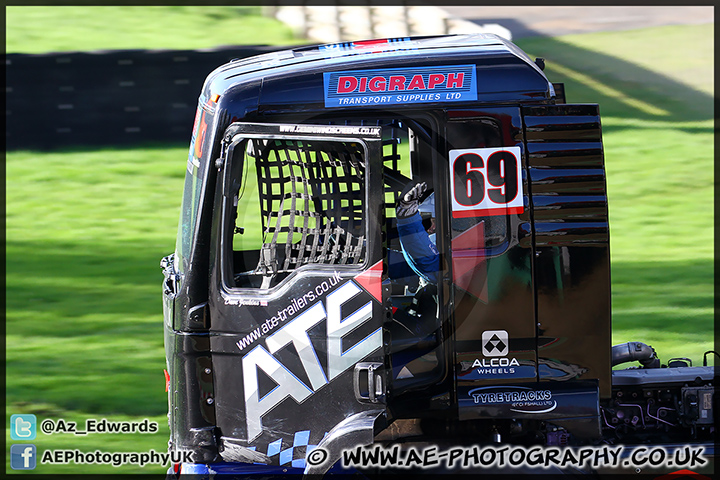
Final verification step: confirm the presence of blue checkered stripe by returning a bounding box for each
[248,430,325,468]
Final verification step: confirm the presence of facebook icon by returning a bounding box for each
[11,444,37,470]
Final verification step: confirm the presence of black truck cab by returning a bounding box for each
[162,34,713,476]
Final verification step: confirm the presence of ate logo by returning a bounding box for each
[482,330,509,357]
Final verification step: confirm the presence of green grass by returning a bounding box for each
[6,6,302,53]
[516,23,713,362]
[6,146,186,473]
[6,23,714,474]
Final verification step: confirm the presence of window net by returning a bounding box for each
[249,138,366,275]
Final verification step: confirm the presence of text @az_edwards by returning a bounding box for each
[40,418,158,435]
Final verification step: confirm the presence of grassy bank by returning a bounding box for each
[6,6,301,53]
[516,23,713,361]
[6,146,185,473]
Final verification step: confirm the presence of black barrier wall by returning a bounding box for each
[6,46,288,151]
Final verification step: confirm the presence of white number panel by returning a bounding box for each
[449,146,524,218]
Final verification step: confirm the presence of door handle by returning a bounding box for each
[353,362,384,403]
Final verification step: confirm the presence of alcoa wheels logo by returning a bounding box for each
[482,330,509,357]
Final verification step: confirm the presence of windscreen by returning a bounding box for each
[175,104,211,274]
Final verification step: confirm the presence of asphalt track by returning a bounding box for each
[443,6,713,38]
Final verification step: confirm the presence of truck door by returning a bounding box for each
[207,123,388,469]
[443,109,539,419]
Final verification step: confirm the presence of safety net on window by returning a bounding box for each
[249,138,366,275]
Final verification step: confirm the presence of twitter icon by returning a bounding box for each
[11,414,36,440]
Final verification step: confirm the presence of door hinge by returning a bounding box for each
[161,254,181,297]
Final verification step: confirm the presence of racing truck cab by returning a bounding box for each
[162,34,714,476]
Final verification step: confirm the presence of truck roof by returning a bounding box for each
[201,33,554,117]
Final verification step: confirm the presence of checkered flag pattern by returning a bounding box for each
[250,138,366,275]
[247,430,323,468]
